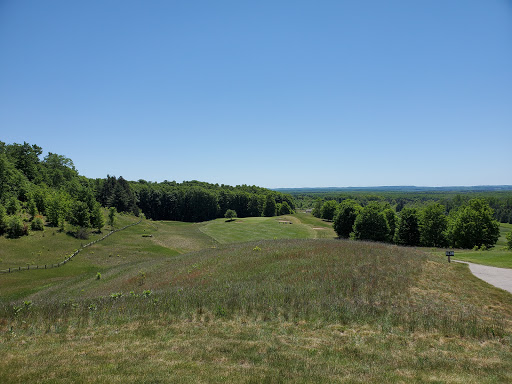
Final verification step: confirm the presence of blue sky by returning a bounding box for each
[1,0,511,188]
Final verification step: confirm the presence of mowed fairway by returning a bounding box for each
[200,215,318,243]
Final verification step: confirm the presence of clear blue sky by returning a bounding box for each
[1,0,511,188]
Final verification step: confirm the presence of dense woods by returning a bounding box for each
[0,141,293,238]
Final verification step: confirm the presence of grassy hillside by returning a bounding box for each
[1,214,512,382]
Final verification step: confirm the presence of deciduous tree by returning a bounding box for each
[352,202,390,242]
[448,199,500,249]
[333,199,361,238]
[394,207,420,246]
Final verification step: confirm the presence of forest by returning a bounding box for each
[0,141,294,238]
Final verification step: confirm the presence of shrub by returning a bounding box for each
[75,227,89,240]
[31,216,45,231]
[7,215,27,238]
[507,231,512,250]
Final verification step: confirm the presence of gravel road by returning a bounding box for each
[455,260,512,294]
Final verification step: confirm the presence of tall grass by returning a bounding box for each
[1,239,504,338]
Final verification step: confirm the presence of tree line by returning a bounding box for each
[0,141,294,238]
[313,198,501,249]
[295,189,512,224]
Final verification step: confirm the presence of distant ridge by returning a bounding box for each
[273,185,512,193]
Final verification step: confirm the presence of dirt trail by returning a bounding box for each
[454,260,512,294]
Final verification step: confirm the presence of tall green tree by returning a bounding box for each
[320,200,338,221]
[394,207,420,246]
[6,197,20,215]
[383,208,397,241]
[352,202,390,242]
[90,203,105,232]
[5,142,42,181]
[0,205,6,234]
[312,198,323,218]
[46,192,70,227]
[419,203,448,247]
[448,199,500,249]
[263,194,277,217]
[279,201,293,215]
[333,199,361,238]
[68,201,91,228]
[108,207,117,229]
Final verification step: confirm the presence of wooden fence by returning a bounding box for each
[0,220,142,274]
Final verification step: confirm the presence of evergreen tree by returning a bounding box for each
[108,207,117,229]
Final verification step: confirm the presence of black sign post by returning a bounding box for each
[446,251,454,263]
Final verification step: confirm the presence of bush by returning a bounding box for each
[75,227,89,240]
[7,215,27,238]
[506,231,512,250]
[30,216,45,231]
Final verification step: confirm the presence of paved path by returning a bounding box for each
[454,260,512,294]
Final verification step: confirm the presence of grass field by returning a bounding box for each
[1,214,512,382]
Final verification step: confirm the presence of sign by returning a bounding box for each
[446,251,454,257]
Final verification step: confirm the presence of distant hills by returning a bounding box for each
[274,185,512,193]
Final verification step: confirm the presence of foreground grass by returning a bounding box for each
[2,239,512,383]
[2,319,511,384]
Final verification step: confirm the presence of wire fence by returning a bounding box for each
[0,219,142,274]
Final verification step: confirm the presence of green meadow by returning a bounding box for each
[1,213,512,383]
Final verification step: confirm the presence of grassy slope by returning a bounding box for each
[1,214,512,382]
